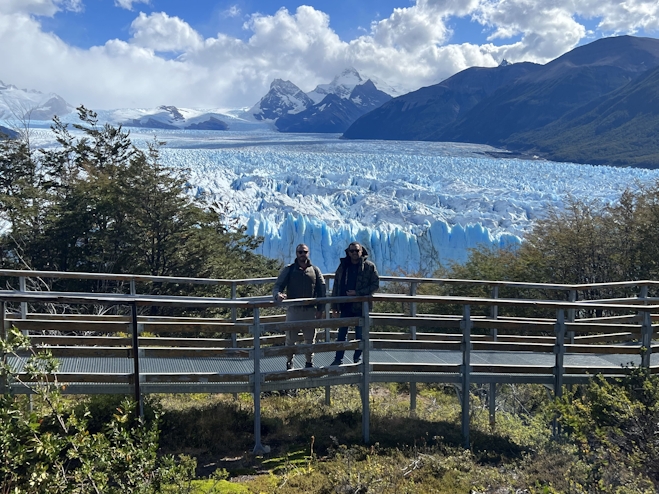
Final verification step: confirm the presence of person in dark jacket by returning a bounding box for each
[273,243,326,369]
[329,242,379,365]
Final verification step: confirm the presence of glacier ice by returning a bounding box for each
[18,126,659,275]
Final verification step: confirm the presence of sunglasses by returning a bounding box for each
[348,249,360,253]
[297,250,309,254]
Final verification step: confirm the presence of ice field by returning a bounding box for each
[26,126,659,274]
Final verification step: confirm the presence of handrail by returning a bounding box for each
[3,268,659,292]
[2,270,658,453]
[1,289,658,312]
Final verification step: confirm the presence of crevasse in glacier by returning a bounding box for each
[246,212,521,274]
[22,126,659,276]
[156,130,659,275]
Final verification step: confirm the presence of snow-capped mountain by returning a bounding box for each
[59,106,270,132]
[249,79,315,121]
[248,69,394,133]
[0,80,73,122]
[275,80,392,133]
[307,67,366,103]
[116,105,229,130]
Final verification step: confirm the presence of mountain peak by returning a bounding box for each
[0,80,72,120]
[250,79,313,121]
[270,79,302,93]
[308,68,367,103]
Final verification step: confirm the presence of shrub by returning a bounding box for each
[0,327,194,493]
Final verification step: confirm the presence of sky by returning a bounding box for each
[1,0,659,110]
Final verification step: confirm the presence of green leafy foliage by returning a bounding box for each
[549,368,659,491]
[0,106,279,301]
[433,186,659,316]
[0,328,196,493]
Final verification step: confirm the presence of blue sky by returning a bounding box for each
[1,0,657,109]
[39,1,503,49]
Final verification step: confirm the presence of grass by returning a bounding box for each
[151,383,562,493]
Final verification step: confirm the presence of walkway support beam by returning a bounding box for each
[461,304,472,449]
[1,301,6,395]
[130,302,143,418]
[362,301,371,444]
[641,310,652,368]
[252,308,267,455]
[489,286,498,429]
[553,309,566,437]
[409,281,417,413]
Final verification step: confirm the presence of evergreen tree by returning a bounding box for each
[0,106,279,297]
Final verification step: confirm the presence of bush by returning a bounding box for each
[0,327,195,493]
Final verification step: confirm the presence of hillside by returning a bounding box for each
[506,64,659,168]
[342,62,541,140]
[343,36,659,167]
[440,36,659,146]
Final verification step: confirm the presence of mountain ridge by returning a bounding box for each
[343,35,659,168]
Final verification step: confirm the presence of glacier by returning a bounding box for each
[20,125,659,275]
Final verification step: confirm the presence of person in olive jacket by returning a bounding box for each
[273,243,326,370]
[330,242,379,365]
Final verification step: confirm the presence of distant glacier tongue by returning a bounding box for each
[144,130,659,274]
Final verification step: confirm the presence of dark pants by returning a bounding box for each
[334,308,362,362]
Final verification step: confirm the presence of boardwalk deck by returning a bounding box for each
[2,268,658,450]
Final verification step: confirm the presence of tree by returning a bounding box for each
[0,106,279,299]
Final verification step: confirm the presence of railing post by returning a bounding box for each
[637,285,651,368]
[641,310,652,368]
[361,300,371,444]
[252,307,268,455]
[19,277,32,411]
[553,309,566,436]
[230,282,238,349]
[231,282,238,400]
[325,300,331,406]
[1,301,6,395]
[554,309,566,397]
[460,304,472,449]
[18,276,28,321]
[409,281,417,413]
[130,302,143,419]
[489,286,498,429]
[567,290,576,345]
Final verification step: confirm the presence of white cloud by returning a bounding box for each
[222,5,241,18]
[129,11,203,52]
[0,0,657,110]
[114,0,150,11]
[0,0,81,16]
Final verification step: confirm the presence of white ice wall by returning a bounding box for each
[246,213,520,274]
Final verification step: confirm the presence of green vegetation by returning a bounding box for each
[0,328,196,493]
[4,332,658,493]
[0,106,279,301]
[507,64,659,168]
[2,110,659,491]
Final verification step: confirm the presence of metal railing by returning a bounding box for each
[1,269,658,451]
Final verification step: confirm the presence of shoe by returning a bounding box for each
[286,360,293,370]
[353,356,362,364]
[329,359,342,366]
[305,362,314,369]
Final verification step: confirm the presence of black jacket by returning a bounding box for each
[331,246,379,313]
